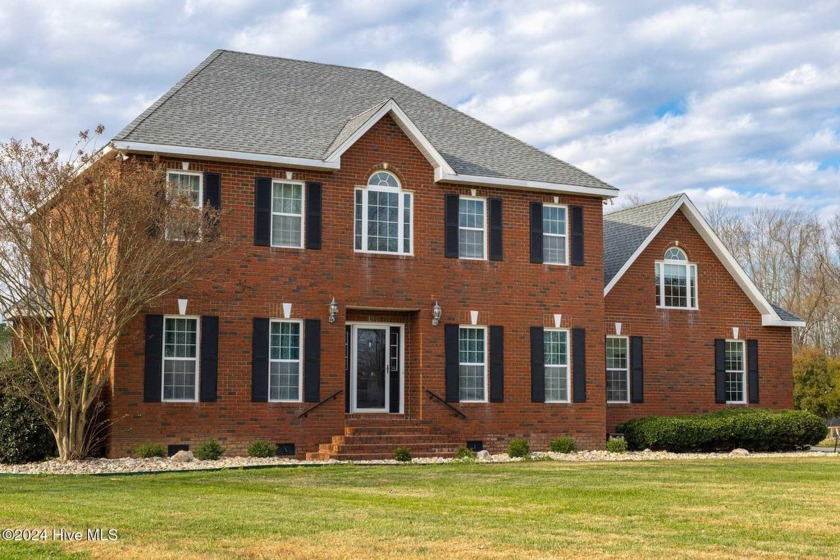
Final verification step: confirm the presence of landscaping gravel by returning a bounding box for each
[0,449,833,475]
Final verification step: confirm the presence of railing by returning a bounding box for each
[297,389,343,419]
[425,390,466,419]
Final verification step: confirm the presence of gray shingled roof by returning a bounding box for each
[770,303,804,323]
[603,195,682,285]
[115,50,615,191]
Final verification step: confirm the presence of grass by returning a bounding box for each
[1,458,839,559]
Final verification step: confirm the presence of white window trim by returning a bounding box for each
[458,196,487,260]
[725,339,747,405]
[161,315,200,403]
[655,259,699,310]
[544,328,571,403]
[268,319,304,403]
[459,325,488,403]
[165,170,204,241]
[270,180,306,249]
[606,335,630,404]
[354,181,414,256]
[542,203,569,266]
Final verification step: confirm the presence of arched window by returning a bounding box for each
[655,247,697,308]
[354,171,413,254]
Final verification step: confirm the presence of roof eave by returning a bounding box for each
[762,315,806,328]
[436,170,617,198]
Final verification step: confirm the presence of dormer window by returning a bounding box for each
[655,247,697,309]
[354,171,413,255]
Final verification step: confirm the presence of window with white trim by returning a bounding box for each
[458,197,486,259]
[542,205,568,265]
[606,336,629,403]
[544,329,570,402]
[271,181,304,248]
[655,247,698,309]
[459,326,487,402]
[163,316,199,401]
[165,171,203,241]
[725,340,746,404]
[354,171,412,254]
[269,320,302,402]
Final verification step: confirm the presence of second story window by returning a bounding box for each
[355,171,412,254]
[542,204,568,265]
[655,247,698,309]
[166,171,203,241]
[458,197,486,259]
[271,181,304,248]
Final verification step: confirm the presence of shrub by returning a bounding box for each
[247,440,275,458]
[454,446,476,460]
[394,446,412,462]
[606,438,628,453]
[507,437,530,458]
[194,439,225,460]
[0,393,56,464]
[133,443,166,458]
[549,436,577,453]
[617,408,828,453]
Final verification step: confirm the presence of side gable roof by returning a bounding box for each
[112,50,617,197]
[603,194,805,328]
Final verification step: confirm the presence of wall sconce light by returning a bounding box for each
[328,297,339,324]
[178,298,188,316]
[432,301,442,326]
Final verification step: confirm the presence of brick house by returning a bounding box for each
[104,50,802,459]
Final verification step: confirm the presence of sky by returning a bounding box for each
[1,0,838,216]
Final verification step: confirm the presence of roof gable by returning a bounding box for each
[113,50,616,196]
[603,194,805,328]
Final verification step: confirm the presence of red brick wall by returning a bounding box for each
[109,115,608,456]
[605,210,794,432]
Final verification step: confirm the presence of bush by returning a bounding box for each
[394,446,412,462]
[133,443,166,458]
[247,440,275,458]
[617,408,828,453]
[454,446,476,460]
[194,439,225,460]
[0,393,56,464]
[794,349,840,418]
[507,437,530,458]
[549,436,577,453]
[606,438,628,453]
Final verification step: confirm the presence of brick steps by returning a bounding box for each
[306,418,459,461]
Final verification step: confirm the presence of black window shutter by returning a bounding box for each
[204,172,221,210]
[304,319,321,403]
[747,339,759,404]
[254,177,272,246]
[200,316,219,402]
[489,198,503,261]
[444,194,459,258]
[530,202,543,263]
[345,326,351,413]
[630,336,644,403]
[714,339,726,404]
[570,205,584,266]
[530,327,545,403]
[143,315,164,402]
[572,328,586,402]
[489,326,504,402]
[305,182,322,250]
[251,318,269,402]
[444,324,460,402]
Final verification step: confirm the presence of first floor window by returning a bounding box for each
[542,205,568,264]
[163,317,199,401]
[355,171,412,254]
[459,197,486,259]
[725,340,746,403]
[655,247,698,308]
[606,336,629,403]
[270,320,302,401]
[271,181,304,247]
[459,327,486,401]
[544,329,569,402]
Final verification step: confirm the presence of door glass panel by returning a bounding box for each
[356,328,386,409]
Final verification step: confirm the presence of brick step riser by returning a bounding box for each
[326,444,460,454]
[333,435,453,445]
[344,427,432,436]
[328,451,458,460]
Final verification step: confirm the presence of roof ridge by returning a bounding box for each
[215,49,383,75]
[605,193,684,218]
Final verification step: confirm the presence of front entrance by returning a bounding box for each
[348,324,403,413]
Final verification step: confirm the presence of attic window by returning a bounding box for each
[655,247,697,309]
[355,171,412,254]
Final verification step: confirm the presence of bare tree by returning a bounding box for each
[0,129,228,460]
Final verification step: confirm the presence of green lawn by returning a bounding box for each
[1,458,839,559]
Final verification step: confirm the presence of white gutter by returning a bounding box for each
[435,170,618,198]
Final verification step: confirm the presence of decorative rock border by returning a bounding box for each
[0,449,833,475]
